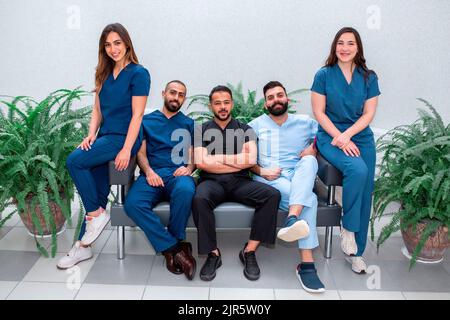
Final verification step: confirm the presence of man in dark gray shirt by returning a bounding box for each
[193,85,281,282]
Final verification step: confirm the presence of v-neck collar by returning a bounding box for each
[336,63,356,86]
[212,118,235,131]
[112,62,134,81]
[156,109,181,121]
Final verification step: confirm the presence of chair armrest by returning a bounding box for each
[317,153,343,186]
[108,156,137,185]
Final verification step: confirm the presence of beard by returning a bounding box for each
[267,101,288,116]
[164,99,182,113]
[213,109,231,121]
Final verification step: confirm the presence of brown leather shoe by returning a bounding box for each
[174,247,196,280]
[179,241,193,254]
[163,252,183,275]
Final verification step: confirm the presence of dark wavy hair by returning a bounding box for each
[325,27,375,81]
[94,23,139,92]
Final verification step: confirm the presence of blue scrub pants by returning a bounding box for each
[66,134,141,240]
[254,155,319,249]
[316,134,376,256]
[124,173,196,253]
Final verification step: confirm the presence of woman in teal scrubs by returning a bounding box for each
[58,23,150,269]
[311,27,380,274]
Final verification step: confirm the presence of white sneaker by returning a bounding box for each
[345,256,367,274]
[277,219,310,242]
[56,241,93,270]
[340,228,357,256]
[80,211,110,246]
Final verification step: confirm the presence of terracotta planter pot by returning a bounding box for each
[401,219,449,262]
[15,195,67,236]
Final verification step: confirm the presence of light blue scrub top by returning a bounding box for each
[311,64,380,142]
[248,114,318,176]
[98,63,151,137]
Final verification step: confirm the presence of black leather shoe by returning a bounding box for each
[239,245,260,281]
[200,249,222,281]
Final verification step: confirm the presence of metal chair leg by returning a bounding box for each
[324,226,333,259]
[117,226,125,260]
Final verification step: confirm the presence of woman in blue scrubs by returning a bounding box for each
[311,27,380,274]
[57,23,150,269]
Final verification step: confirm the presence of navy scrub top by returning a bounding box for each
[311,64,380,141]
[98,62,151,137]
[141,110,195,177]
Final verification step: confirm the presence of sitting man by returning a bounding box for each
[192,85,281,282]
[124,80,196,280]
[249,81,325,293]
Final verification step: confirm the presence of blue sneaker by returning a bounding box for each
[277,215,310,242]
[296,264,325,293]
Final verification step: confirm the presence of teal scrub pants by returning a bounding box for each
[316,134,376,256]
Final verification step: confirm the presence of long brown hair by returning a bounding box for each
[325,27,374,81]
[94,23,139,92]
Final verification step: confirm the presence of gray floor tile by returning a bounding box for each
[381,260,450,292]
[402,291,450,300]
[368,236,409,261]
[327,258,402,291]
[0,251,41,281]
[143,285,209,300]
[442,262,450,275]
[84,253,154,285]
[147,255,210,287]
[0,226,12,241]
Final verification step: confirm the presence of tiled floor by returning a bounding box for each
[0,218,449,300]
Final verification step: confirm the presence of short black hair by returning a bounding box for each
[209,85,232,103]
[263,81,287,99]
[165,80,187,91]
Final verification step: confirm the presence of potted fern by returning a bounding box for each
[0,88,90,257]
[371,99,450,268]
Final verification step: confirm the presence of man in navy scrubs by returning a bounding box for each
[124,80,197,280]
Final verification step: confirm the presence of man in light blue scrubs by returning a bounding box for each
[249,81,325,293]
[124,80,197,280]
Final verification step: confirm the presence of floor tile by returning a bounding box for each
[75,283,145,300]
[442,262,450,275]
[55,228,112,254]
[0,251,41,281]
[0,227,51,252]
[381,259,450,292]
[23,253,98,284]
[274,288,340,300]
[327,259,401,291]
[143,285,209,300]
[367,236,410,261]
[0,226,12,241]
[339,290,405,300]
[402,291,450,300]
[147,255,210,287]
[101,230,155,255]
[0,281,18,300]
[83,253,153,285]
[209,287,274,300]
[7,282,78,300]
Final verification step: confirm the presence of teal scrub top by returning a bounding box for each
[311,64,380,140]
[98,63,151,136]
[141,110,195,177]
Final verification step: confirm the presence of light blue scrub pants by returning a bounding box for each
[316,134,376,256]
[254,155,319,249]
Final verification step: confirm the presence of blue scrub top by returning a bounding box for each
[311,64,380,141]
[249,114,317,172]
[98,62,151,137]
[141,110,194,177]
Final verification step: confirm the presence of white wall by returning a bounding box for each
[1,0,449,130]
